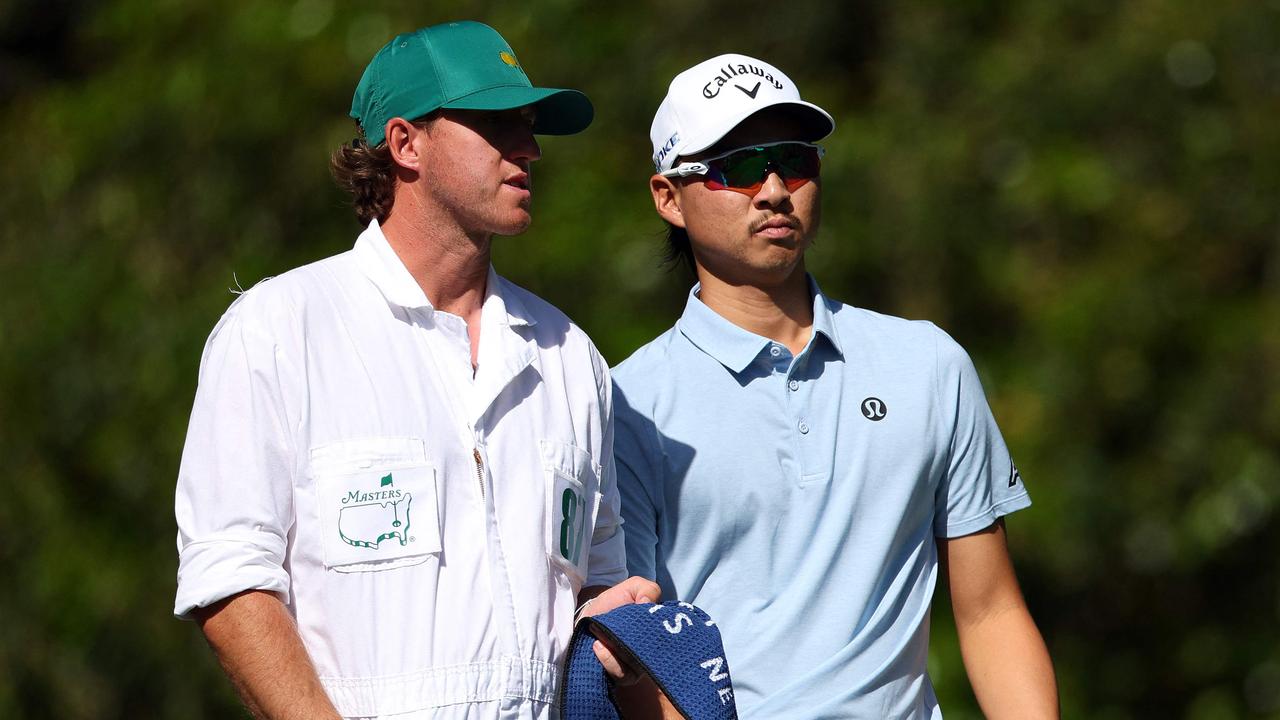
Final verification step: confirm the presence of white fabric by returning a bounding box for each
[174,221,628,719]
[649,53,834,171]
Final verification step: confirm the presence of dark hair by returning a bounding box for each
[330,134,397,226]
[329,116,437,226]
[663,221,697,276]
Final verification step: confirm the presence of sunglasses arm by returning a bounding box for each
[661,162,710,179]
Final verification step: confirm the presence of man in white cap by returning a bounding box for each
[612,54,1059,718]
[174,21,657,719]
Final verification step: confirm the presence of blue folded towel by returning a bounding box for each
[561,601,738,719]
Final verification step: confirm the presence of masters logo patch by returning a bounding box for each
[313,442,439,571]
[338,472,412,549]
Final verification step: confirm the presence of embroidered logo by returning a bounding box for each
[499,51,520,68]
[1009,464,1022,488]
[338,472,412,549]
[700,61,785,99]
[861,397,887,421]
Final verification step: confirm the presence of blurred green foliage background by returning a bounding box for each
[1,0,1277,717]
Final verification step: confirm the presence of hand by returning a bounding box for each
[582,576,661,618]
[580,576,661,685]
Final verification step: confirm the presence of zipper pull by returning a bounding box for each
[473,448,485,501]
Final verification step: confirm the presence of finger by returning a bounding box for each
[593,640,624,677]
[633,578,662,603]
[593,640,639,686]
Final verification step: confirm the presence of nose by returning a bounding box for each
[753,167,791,208]
[509,125,541,165]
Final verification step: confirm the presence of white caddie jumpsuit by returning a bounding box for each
[174,221,628,718]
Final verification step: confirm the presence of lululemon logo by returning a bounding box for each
[861,397,887,421]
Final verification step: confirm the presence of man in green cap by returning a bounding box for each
[173,21,658,719]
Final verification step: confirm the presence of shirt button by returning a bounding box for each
[769,345,782,357]
[798,420,809,434]
[788,379,800,391]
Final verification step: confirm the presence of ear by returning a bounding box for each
[385,117,425,172]
[650,174,686,229]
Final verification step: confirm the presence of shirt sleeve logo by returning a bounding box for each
[338,472,413,549]
[1009,463,1023,488]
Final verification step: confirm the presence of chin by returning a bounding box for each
[495,217,533,237]
[761,241,806,264]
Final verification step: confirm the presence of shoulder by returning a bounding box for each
[607,329,682,464]
[611,326,681,389]
[820,298,988,404]
[207,251,357,344]
[827,298,972,364]
[830,298,938,345]
[609,325,683,418]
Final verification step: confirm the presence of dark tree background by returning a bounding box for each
[1,0,1277,717]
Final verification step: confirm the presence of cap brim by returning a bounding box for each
[681,100,834,158]
[442,86,594,135]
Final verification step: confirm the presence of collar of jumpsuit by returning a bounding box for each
[355,219,538,405]
[354,217,537,321]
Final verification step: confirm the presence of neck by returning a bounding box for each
[379,206,492,319]
[695,264,814,355]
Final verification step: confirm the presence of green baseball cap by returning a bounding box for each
[350,21,594,145]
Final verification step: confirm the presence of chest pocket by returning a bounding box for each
[310,437,442,573]
[541,440,602,585]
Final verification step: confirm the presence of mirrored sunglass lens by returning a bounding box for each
[713,145,819,188]
[782,176,810,192]
[716,152,769,187]
[774,146,821,177]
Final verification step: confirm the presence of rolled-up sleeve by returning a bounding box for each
[174,293,299,618]
[585,471,628,589]
[584,359,629,588]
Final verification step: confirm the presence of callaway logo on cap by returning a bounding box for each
[650,53,835,172]
[350,21,594,146]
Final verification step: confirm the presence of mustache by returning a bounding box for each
[748,215,799,233]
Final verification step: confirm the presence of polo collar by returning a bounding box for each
[676,275,842,374]
[808,276,844,360]
[353,220,535,328]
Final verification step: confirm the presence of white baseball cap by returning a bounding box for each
[650,53,835,172]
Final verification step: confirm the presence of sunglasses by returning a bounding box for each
[661,141,824,196]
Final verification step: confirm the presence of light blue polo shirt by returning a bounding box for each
[611,279,1030,719]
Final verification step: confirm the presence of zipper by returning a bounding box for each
[473,447,485,501]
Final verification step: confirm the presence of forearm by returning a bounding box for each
[195,590,341,720]
[957,602,1058,719]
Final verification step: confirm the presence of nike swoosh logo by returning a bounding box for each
[735,82,761,99]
